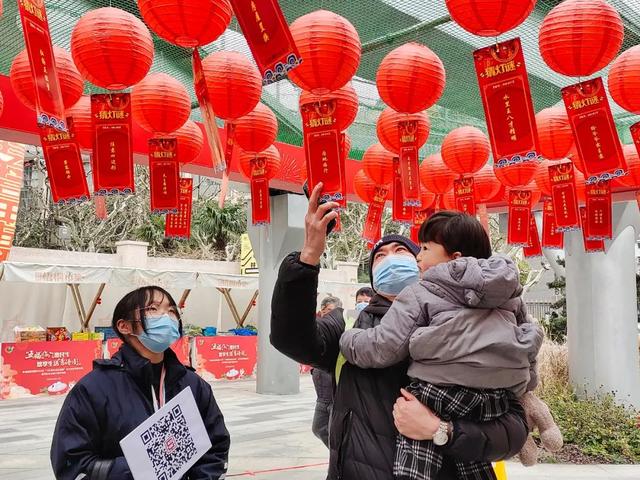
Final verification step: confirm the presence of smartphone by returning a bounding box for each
[303,181,337,236]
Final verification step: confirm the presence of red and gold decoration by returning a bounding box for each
[239,145,282,225]
[541,199,564,249]
[420,153,456,202]
[410,187,437,242]
[354,169,388,244]
[149,138,179,214]
[508,189,532,246]
[475,165,502,233]
[523,215,543,258]
[441,126,490,175]
[0,142,26,262]
[66,97,92,151]
[300,83,359,133]
[548,162,581,231]
[165,178,194,240]
[392,157,412,224]
[608,45,640,114]
[445,0,536,37]
[363,143,395,187]
[535,107,574,161]
[453,177,477,216]
[494,158,539,188]
[174,121,204,165]
[234,102,278,154]
[584,180,612,240]
[580,207,605,253]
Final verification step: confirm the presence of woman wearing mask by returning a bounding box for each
[50,286,230,480]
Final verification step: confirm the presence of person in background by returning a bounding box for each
[355,286,374,313]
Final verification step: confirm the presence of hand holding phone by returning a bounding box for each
[300,182,340,266]
[303,181,338,236]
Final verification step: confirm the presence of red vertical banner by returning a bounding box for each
[548,162,580,231]
[165,178,194,239]
[508,190,532,246]
[453,177,477,216]
[18,0,67,131]
[0,142,26,262]
[580,207,605,253]
[523,215,542,258]
[362,187,388,243]
[398,121,421,205]
[339,133,349,210]
[249,156,271,225]
[562,78,626,183]
[224,122,236,170]
[542,199,564,249]
[474,38,539,168]
[392,157,413,224]
[94,196,107,220]
[333,213,342,233]
[149,138,179,214]
[91,94,134,195]
[301,99,345,207]
[584,180,612,240]
[410,208,434,243]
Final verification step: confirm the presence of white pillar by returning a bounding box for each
[248,193,307,395]
[565,201,640,409]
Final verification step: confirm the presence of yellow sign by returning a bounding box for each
[493,461,508,480]
[240,234,258,275]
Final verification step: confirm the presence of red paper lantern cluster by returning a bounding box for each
[137,0,232,48]
[474,164,502,203]
[10,46,83,111]
[363,143,395,185]
[234,103,278,153]
[376,108,430,154]
[441,126,490,175]
[494,161,539,188]
[299,83,359,132]
[288,10,361,94]
[354,169,376,202]
[377,42,446,114]
[535,107,574,160]
[608,46,640,114]
[67,96,92,150]
[617,144,640,189]
[174,120,204,164]
[239,145,282,180]
[445,0,536,37]
[419,153,456,194]
[71,7,154,90]
[539,0,624,77]
[534,159,554,197]
[202,51,263,121]
[132,73,191,135]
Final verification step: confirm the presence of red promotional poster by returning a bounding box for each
[508,190,532,246]
[301,99,345,207]
[248,156,272,225]
[91,94,134,195]
[398,121,421,205]
[562,78,626,183]
[474,38,538,168]
[39,126,90,204]
[230,0,301,85]
[0,341,102,399]
[194,336,258,381]
[392,157,413,224]
[193,49,225,173]
[149,138,179,214]
[584,180,612,240]
[580,207,605,253]
[542,199,564,249]
[523,216,542,258]
[362,187,388,243]
[105,338,190,366]
[18,0,67,131]
[165,178,194,239]
[0,142,26,262]
[453,177,477,216]
[94,196,107,220]
[548,162,580,231]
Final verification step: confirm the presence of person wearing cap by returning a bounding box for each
[270,184,528,480]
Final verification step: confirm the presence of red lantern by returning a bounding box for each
[568,144,586,174]
[66,96,92,150]
[536,107,574,160]
[418,186,437,210]
[377,43,446,114]
[354,169,376,203]
[539,0,624,77]
[239,145,282,180]
[474,164,502,203]
[137,0,232,48]
[376,107,430,154]
[202,51,262,121]
[234,103,278,153]
[608,46,640,114]
[71,7,154,90]
[617,144,640,189]
[132,73,191,135]
[534,159,554,197]
[288,10,361,94]
[419,153,456,194]
[494,161,539,188]
[300,83,359,132]
[442,190,456,210]
[10,46,83,111]
[445,0,536,37]
[174,120,204,164]
[363,143,395,185]
[441,126,490,175]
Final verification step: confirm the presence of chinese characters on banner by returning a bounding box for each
[392,157,413,224]
[584,181,612,240]
[0,142,26,262]
[18,0,67,131]
[562,78,626,183]
[39,126,90,204]
[300,99,346,207]
[542,199,564,249]
[508,190,532,246]
[94,196,108,220]
[91,94,134,195]
[453,177,477,216]
[339,133,349,208]
[548,162,580,231]
[580,207,605,253]
[398,121,421,205]
[249,156,271,225]
[410,208,434,244]
[362,187,388,243]
[165,178,194,240]
[474,38,538,168]
[148,138,179,214]
[230,0,301,85]
[194,336,258,381]
[523,216,542,258]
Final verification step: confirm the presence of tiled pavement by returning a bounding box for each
[0,375,639,479]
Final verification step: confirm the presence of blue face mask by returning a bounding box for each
[372,254,420,297]
[355,301,369,313]
[135,314,181,353]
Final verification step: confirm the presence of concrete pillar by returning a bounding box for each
[565,201,640,409]
[248,193,307,395]
[115,241,149,268]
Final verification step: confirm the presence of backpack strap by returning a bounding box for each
[335,315,357,384]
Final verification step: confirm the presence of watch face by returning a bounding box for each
[433,430,448,446]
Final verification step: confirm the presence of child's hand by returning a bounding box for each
[393,388,441,441]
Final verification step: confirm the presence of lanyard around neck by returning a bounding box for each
[151,365,166,412]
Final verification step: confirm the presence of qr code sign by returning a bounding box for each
[140,404,198,480]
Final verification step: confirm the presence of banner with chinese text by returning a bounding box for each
[392,157,413,224]
[508,190,532,246]
[542,199,564,249]
[149,138,179,214]
[165,178,194,239]
[523,216,542,258]
[194,336,258,381]
[362,187,388,243]
[549,162,580,231]
[105,338,190,366]
[584,180,612,240]
[0,142,26,262]
[580,207,605,253]
[453,177,477,216]
[398,121,421,205]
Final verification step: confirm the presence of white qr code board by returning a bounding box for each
[120,387,212,480]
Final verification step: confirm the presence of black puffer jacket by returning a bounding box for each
[271,253,528,480]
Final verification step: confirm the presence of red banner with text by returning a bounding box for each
[580,207,605,253]
[94,196,108,220]
[0,142,26,262]
[453,177,477,216]
[508,190,532,246]
[105,338,190,366]
[398,121,421,206]
[149,138,179,214]
[584,180,612,240]
[194,336,258,381]
[362,187,388,243]
[542,199,564,249]
[392,157,413,224]
[248,155,272,225]
[523,216,542,258]
[549,162,580,231]
[165,178,194,239]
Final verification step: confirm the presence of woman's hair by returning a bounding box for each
[418,211,492,259]
[112,286,182,342]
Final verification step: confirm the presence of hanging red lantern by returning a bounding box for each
[300,83,359,132]
[174,120,204,164]
[442,190,457,210]
[506,184,542,208]
[420,153,456,194]
[539,0,624,77]
[137,0,232,48]
[239,145,282,180]
[354,169,376,203]
[608,46,640,114]
[363,143,395,185]
[10,46,84,111]
[494,161,539,188]
[288,10,361,94]
[376,107,430,154]
[418,186,437,211]
[534,159,554,197]
[377,43,446,114]
[474,164,502,203]
[71,7,154,90]
[445,0,536,37]
[239,145,282,226]
[536,107,574,160]
[132,73,191,135]
[202,51,262,121]
[441,126,490,175]
[617,144,640,189]
[66,96,92,150]
[234,103,278,153]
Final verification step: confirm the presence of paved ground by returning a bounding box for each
[0,375,638,479]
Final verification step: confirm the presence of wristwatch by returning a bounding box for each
[433,420,452,446]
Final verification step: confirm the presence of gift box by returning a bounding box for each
[46,327,71,342]
[14,326,46,343]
